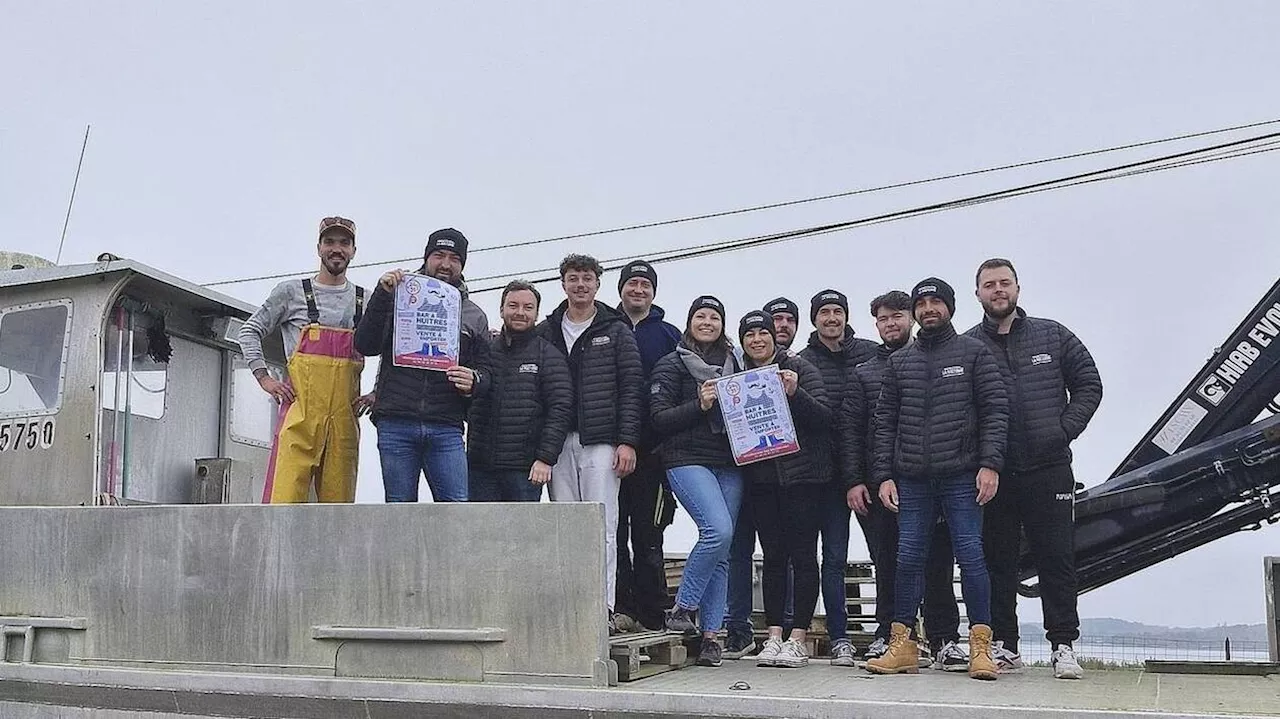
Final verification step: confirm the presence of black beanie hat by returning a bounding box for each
[763,297,799,321]
[687,295,726,327]
[424,228,469,268]
[618,259,659,295]
[911,277,956,318]
[809,288,850,324]
[738,310,777,344]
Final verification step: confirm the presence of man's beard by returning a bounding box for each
[883,333,909,350]
[983,298,1017,320]
[323,255,348,274]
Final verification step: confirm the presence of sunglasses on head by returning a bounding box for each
[319,216,356,234]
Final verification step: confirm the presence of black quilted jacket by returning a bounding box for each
[742,350,834,487]
[839,342,897,489]
[649,348,740,469]
[355,284,492,428]
[873,322,1008,483]
[799,328,879,478]
[467,329,574,471]
[965,308,1102,473]
[536,301,644,448]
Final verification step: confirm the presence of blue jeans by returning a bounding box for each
[375,417,469,502]
[894,472,991,627]
[469,466,543,502]
[820,482,851,641]
[667,465,743,633]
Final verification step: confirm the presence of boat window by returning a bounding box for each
[102,313,169,420]
[229,352,278,448]
[0,300,73,417]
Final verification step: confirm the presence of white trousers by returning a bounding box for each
[550,432,621,610]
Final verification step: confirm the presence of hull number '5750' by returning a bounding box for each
[0,419,56,452]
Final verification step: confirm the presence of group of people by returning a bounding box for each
[238,216,1103,683]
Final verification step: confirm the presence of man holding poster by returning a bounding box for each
[354,228,491,503]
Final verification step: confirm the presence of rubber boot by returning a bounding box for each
[968,624,999,681]
[865,622,919,675]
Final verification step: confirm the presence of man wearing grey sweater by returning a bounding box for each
[237,216,375,503]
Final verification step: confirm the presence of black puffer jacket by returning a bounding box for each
[873,322,1008,483]
[355,283,492,428]
[799,328,879,476]
[649,346,740,469]
[467,329,574,471]
[743,350,834,486]
[537,301,644,448]
[839,342,898,489]
[965,307,1103,473]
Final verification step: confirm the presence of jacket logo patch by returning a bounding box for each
[1031,353,1053,366]
[1054,492,1073,501]
[518,363,539,374]
[941,365,965,378]
[591,336,611,346]
[651,382,662,395]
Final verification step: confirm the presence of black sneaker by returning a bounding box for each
[697,637,723,667]
[665,606,698,634]
[723,633,755,660]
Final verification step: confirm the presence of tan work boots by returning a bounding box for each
[866,621,1000,681]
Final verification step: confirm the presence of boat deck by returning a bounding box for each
[2,658,1277,718]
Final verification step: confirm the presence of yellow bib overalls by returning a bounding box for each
[261,280,365,503]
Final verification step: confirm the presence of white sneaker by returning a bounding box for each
[933,640,970,672]
[992,640,1024,674]
[1052,644,1084,679]
[774,638,810,668]
[755,637,784,667]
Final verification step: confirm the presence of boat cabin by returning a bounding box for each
[0,253,283,506]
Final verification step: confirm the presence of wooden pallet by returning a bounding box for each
[609,630,694,682]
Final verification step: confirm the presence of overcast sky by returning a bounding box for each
[5,2,1280,629]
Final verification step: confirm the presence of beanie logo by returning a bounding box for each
[436,239,456,248]
[941,365,965,378]
[1031,353,1053,366]
[518,363,539,374]
[820,293,840,301]
[917,285,938,295]
[702,300,723,311]
[768,303,789,313]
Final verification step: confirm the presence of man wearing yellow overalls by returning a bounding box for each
[237,216,375,503]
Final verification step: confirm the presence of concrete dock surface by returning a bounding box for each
[1,659,1278,718]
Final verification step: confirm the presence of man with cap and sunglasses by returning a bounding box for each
[865,277,1007,681]
[797,288,878,666]
[239,215,375,503]
[354,228,492,503]
[614,259,683,632]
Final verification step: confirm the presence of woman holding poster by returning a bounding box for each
[649,296,741,668]
[734,310,833,669]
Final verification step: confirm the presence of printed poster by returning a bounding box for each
[714,364,801,466]
[393,273,461,370]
